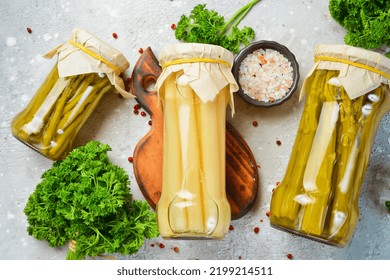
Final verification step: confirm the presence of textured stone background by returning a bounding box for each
[0,0,389,260]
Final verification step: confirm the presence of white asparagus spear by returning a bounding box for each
[157,73,187,236]
[175,80,205,234]
[218,88,232,235]
[197,92,219,235]
[198,86,231,236]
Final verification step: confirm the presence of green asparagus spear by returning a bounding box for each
[329,85,389,244]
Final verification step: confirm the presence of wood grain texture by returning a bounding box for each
[130,47,259,219]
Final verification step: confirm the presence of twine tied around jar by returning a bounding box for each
[314,55,390,80]
[68,40,122,75]
[161,57,231,69]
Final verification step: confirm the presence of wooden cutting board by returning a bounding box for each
[130,47,258,220]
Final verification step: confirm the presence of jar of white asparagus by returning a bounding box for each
[270,45,390,246]
[156,43,239,239]
[11,28,131,161]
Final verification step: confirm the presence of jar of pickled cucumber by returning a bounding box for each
[270,45,390,246]
[155,43,239,239]
[11,28,131,161]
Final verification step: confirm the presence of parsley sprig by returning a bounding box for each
[175,0,260,53]
[329,0,390,50]
[24,141,159,260]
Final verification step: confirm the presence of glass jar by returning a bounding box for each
[270,45,390,246]
[155,43,238,239]
[11,28,130,161]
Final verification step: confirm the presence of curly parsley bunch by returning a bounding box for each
[329,0,390,51]
[24,141,159,260]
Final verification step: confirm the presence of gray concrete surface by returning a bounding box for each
[0,0,389,260]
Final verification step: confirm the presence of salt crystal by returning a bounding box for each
[238,48,294,103]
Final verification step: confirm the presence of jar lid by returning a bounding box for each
[44,28,131,98]
[301,44,390,100]
[156,43,238,114]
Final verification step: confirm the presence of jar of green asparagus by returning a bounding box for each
[156,43,238,239]
[270,45,390,246]
[11,28,131,161]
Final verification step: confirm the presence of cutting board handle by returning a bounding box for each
[131,47,162,115]
[131,47,164,208]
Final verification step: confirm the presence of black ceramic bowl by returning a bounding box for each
[232,40,300,107]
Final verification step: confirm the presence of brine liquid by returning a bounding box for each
[11,65,112,161]
[157,72,231,239]
[270,69,390,246]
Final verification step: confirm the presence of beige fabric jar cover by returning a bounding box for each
[156,43,239,114]
[44,27,131,98]
[301,44,390,100]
